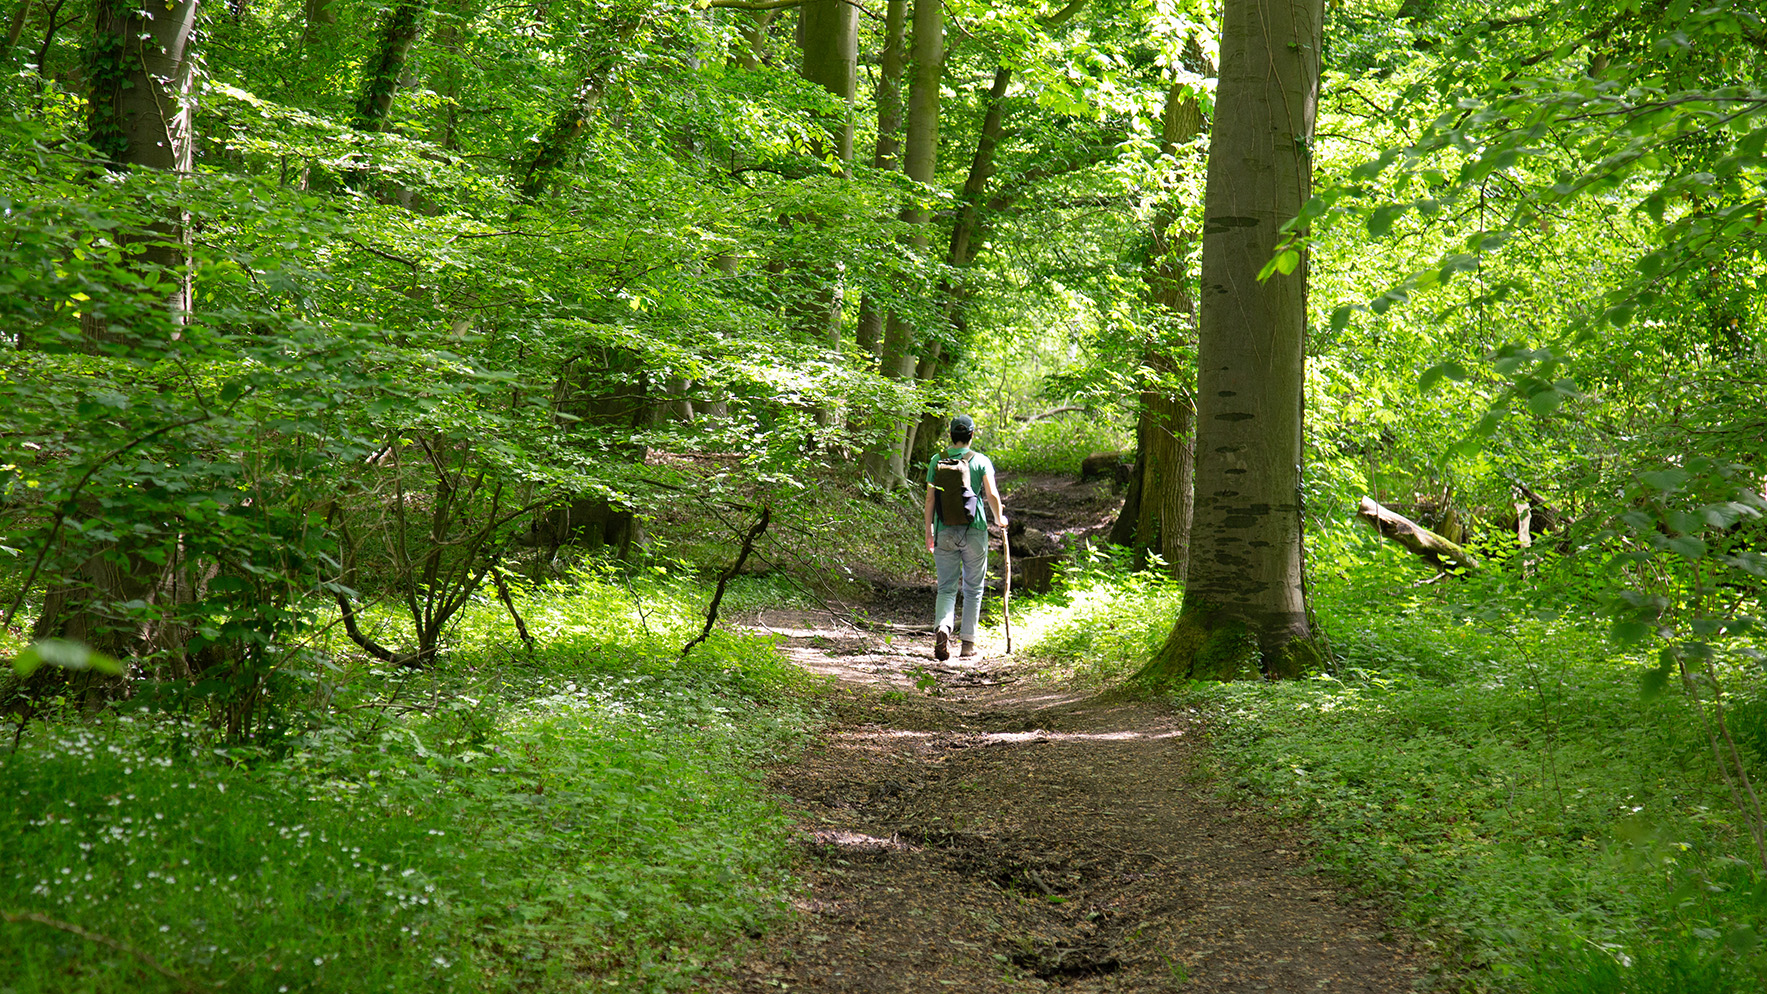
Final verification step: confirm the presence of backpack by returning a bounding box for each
[933,451,980,527]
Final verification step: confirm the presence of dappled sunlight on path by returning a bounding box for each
[711,606,1434,993]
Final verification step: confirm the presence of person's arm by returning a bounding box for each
[924,485,938,551]
[983,466,1007,530]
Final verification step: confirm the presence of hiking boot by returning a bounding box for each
[934,628,950,661]
[960,641,978,658]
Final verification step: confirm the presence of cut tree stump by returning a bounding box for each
[1011,555,1060,594]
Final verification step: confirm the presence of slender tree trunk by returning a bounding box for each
[865,0,940,487]
[428,3,470,150]
[353,1,425,132]
[797,0,857,165]
[520,19,637,199]
[6,0,29,50]
[521,75,605,198]
[900,0,940,201]
[853,0,906,363]
[1138,0,1323,682]
[948,66,1010,278]
[795,0,858,438]
[731,10,776,70]
[1136,369,1194,578]
[1123,74,1206,579]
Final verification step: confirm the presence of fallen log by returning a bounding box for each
[1357,497,1480,575]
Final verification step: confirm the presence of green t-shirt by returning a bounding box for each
[926,445,994,532]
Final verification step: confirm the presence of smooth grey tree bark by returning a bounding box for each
[791,0,860,437]
[1138,0,1323,681]
[797,0,857,164]
[864,0,940,487]
[853,0,906,362]
[31,0,201,660]
[83,0,199,327]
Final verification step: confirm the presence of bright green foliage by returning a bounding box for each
[0,571,820,992]
[1,0,1763,988]
[1015,549,1182,686]
[983,414,1132,475]
[2,0,1202,702]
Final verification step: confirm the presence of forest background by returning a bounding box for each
[0,0,1764,991]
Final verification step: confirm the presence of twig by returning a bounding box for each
[489,565,535,653]
[0,909,197,990]
[682,506,772,657]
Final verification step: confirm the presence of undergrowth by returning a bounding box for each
[1013,546,1179,686]
[0,572,823,993]
[985,415,1131,476]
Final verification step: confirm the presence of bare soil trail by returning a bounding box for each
[711,475,1432,993]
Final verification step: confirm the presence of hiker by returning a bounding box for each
[924,415,1007,660]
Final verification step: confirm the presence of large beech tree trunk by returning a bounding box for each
[32,0,201,661]
[864,0,939,487]
[84,0,198,323]
[1138,0,1323,682]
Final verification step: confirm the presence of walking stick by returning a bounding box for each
[1001,522,1013,655]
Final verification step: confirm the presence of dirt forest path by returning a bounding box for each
[711,476,1433,993]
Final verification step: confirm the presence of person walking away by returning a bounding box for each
[924,415,1007,660]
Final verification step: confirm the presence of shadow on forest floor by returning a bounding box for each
[710,476,1437,993]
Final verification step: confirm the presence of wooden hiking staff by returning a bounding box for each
[1001,522,1013,654]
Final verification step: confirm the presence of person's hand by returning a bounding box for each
[926,532,936,553]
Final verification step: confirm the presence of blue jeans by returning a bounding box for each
[933,526,988,642]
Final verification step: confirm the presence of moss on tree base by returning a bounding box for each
[1134,600,1322,685]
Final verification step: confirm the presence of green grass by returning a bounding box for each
[1013,548,1180,686]
[0,572,824,993]
[1015,546,1767,991]
[1190,588,1767,990]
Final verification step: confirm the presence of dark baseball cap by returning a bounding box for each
[950,415,975,436]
